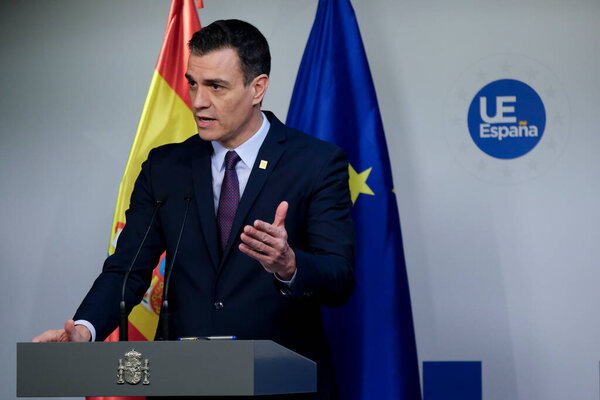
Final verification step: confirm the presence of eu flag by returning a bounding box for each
[286,0,421,399]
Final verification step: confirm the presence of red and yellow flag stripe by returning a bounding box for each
[107,0,200,342]
[90,3,200,399]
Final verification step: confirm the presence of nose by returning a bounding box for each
[190,86,211,110]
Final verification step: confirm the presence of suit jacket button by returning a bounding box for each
[214,301,224,310]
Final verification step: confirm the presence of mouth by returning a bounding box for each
[195,116,216,128]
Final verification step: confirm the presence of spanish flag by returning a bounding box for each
[87,2,200,400]
[108,0,201,344]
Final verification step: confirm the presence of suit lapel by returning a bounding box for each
[219,115,287,268]
[191,139,220,270]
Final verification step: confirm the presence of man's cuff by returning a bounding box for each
[274,268,297,286]
[74,319,96,342]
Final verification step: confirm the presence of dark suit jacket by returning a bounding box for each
[74,112,355,399]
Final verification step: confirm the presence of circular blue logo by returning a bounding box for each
[467,79,545,159]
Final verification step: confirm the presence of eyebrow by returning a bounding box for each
[204,78,229,87]
[184,74,229,87]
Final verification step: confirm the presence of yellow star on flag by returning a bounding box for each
[348,164,375,205]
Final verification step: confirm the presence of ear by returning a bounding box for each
[251,74,269,105]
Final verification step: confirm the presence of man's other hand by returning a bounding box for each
[239,201,296,280]
[32,319,91,342]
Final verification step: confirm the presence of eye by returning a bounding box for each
[211,83,222,90]
[187,80,196,87]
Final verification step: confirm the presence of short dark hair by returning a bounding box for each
[188,19,271,86]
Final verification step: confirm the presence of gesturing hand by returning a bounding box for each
[32,319,91,343]
[239,201,296,280]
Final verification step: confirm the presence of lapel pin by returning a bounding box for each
[259,160,268,170]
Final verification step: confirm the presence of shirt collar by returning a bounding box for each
[211,112,271,171]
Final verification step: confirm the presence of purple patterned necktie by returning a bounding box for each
[217,150,241,253]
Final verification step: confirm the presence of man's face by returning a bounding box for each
[185,48,268,149]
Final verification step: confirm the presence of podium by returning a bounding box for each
[17,340,316,397]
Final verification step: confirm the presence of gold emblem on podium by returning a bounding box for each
[117,349,150,385]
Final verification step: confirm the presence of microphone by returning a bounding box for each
[158,187,193,341]
[119,197,165,342]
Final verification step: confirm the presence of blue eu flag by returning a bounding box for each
[286,0,421,399]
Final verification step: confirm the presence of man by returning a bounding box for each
[34,19,355,399]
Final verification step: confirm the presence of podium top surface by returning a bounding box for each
[17,340,316,397]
